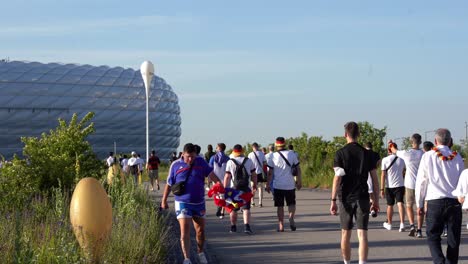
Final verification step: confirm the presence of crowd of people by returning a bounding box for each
[106,150,161,191]
[161,138,301,264]
[331,123,467,264]
[108,122,468,264]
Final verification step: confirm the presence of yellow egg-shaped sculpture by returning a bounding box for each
[70,177,112,262]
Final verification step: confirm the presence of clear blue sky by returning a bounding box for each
[2,1,467,150]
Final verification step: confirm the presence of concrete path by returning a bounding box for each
[153,183,468,263]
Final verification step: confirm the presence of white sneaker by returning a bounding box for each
[383,222,392,230]
[198,252,208,264]
[183,258,192,264]
[399,223,405,232]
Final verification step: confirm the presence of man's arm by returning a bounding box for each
[208,171,220,184]
[161,184,171,209]
[380,170,386,198]
[415,155,428,215]
[330,176,341,215]
[370,169,380,212]
[224,172,231,188]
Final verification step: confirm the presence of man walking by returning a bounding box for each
[381,142,406,232]
[161,143,220,264]
[248,142,267,207]
[330,121,379,264]
[224,144,257,234]
[416,128,464,264]
[391,134,424,237]
[266,137,302,232]
[146,150,161,191]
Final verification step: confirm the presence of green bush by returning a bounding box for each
[21,112,104,192]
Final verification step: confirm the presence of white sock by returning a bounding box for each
[344,260,351,264]
[359,261,367,264]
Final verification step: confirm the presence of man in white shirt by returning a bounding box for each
[224,144,257,234]
[415,128,464,264]
[248,142,267,207]
[106,152,114,167]
[391,134,424,237]
[128,151,144,185]
[380,143,406,232]
[120,154,129,174]
[266,137,302,232]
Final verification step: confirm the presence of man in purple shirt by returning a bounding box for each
[161,143,220,264]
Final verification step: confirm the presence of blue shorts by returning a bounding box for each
[175,201,206,219]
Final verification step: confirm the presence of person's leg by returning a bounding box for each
[357,229,368,262]
[192,216,206,254]
[341,229,352,262]
[406,188,415,227]
[277,206,284,231]
[285,190,297,230]
[149,175,155,190]
[258,182,264,206]
[397,202,406,228]
[386,205,394,224]
[426,200,446,264]
[385,188,395,226]
[445,200,462,264]
[243,208,251,224]
[274,189,285,231]
[178,218,192,259]
[356,199,370,262]
[230,210,238,228]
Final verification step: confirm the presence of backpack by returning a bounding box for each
[230,158,250,191]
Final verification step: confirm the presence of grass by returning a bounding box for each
[0,176,170,264]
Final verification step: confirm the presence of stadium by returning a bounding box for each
[0,60,181,160]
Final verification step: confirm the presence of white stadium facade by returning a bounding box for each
[0,60,181,160]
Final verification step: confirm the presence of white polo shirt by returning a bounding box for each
[248,150,266,174]
[415,145,465,208]
[267,150,299,190]
[381,154,405,188]
[396,149,424,189]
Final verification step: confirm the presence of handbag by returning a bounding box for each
[171,165,193,196]
[278,151,299,176]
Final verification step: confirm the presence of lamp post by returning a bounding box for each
[140,61,154,163]
[424,130,436,142]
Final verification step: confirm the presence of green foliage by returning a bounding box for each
[21,112,104,192]
[0,157,39,211]
[287,122,387,188]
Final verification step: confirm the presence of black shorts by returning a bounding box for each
[339,199,370,230]
[257,172,267,183]
[385,187,405,205]
[273,189,296,207]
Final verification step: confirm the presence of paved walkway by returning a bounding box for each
[155,183,468,263]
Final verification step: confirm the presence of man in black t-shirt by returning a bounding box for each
[330,122,380,264]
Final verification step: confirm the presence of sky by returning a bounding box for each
[1,0,468,151]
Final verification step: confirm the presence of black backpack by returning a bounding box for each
[230,158,250,191]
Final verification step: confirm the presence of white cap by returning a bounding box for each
[131,151,136,156]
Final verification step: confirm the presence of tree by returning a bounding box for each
[357,121,387,157]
